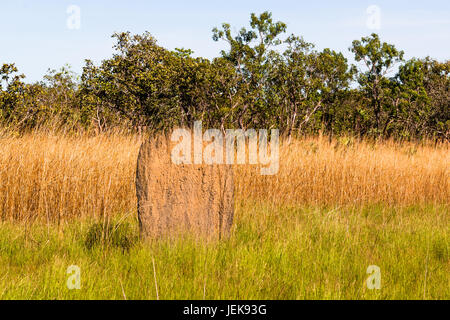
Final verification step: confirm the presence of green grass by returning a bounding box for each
[0,202,448,300]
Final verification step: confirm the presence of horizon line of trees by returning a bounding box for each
[1,12,449,140]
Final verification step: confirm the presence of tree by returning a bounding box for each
[420,58,450,140]
[0,63,26,125]
[350,33,404,135]
[82,32,237,132]
[270,36,354,137]
[212,11,287,129]
[0,12,447,141]
[387,58,449,140]
[82,32,180,130]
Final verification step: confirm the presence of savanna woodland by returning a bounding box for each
[0,12,448,300]
[1,12,449,139]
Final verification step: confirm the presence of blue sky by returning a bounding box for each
[1,0,449,82]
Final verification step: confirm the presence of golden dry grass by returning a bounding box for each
[0,132,140,222]
[0,132,448,222]
[0,131,448,300]
[237,136,449,207]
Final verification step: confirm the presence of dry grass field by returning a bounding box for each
[0,132,447,221]
[0,131,448,299]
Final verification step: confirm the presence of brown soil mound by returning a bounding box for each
[136,136,234,240]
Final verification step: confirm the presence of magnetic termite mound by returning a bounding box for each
[136,136,234,240]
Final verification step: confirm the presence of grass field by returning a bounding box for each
[0,132,448,299]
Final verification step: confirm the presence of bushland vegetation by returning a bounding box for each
[1,12,448,140]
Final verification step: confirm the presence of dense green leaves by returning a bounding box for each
[0,12,448,140]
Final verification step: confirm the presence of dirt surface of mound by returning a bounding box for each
[136,137,234,240]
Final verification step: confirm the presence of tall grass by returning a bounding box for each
[0,132,447,222]
[238,136,449,207]
[0,203,448,299]
[0,132,140,222]
[0,131,448,299]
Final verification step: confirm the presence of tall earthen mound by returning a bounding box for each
[136,137,234,240]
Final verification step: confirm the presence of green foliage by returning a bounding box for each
[350,33,405,136]
[0,63,26,125]
[1,12,448,140]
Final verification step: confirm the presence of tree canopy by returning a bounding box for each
[1,12,448,140]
